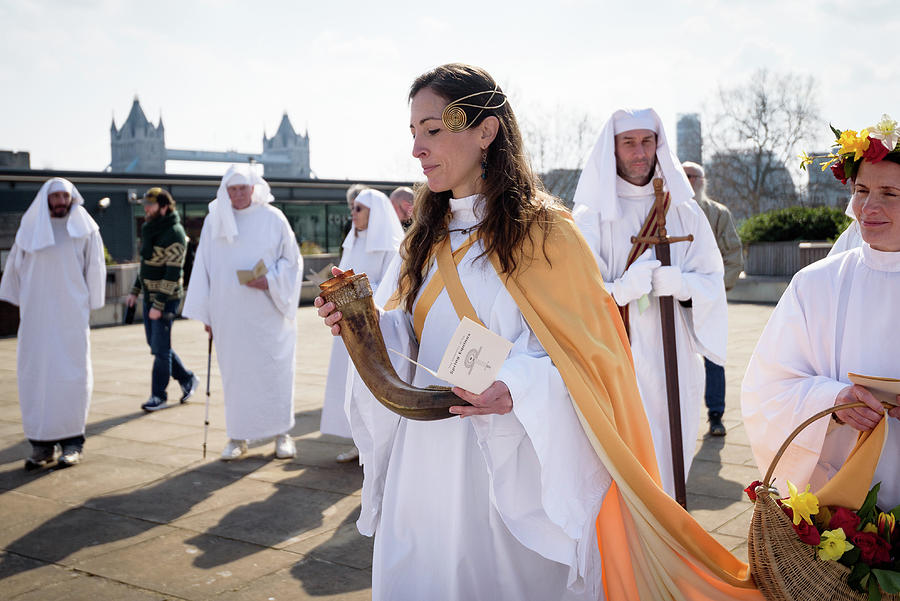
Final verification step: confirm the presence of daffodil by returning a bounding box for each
[817,528,854,561]
[782,480,819,526]
[869,114,900,153]
[799,151,814,169]
[837,129,871,161]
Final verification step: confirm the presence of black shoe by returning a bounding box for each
[57,447,83,468]
[180,375,200,403]
[24,444,56,471]
[141,395,168,412]
[708,413,726,437]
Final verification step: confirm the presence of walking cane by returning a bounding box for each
[203,335,212,459]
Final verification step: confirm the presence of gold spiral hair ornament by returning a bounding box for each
[440,87,508,133]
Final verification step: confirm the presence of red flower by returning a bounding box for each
[829,507,861,533]
[863,136,890,163]
[794,519,822,545]
[831,159,849,184]
[851,530,892,566]
[745,481,762,502]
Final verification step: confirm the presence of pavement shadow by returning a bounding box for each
[0,460,267,580]
[686,435,747,511]
[0,411,150,492]
[187,463,370,596]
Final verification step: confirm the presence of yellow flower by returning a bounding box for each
[799,151,814,169]
[783,480,819,526]
[837,129,871,161]
[863,522,878,534]
[818,529,854,561]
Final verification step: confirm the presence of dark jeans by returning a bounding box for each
[704,357,726,417]
[30,435,85,452]
[143,299,193,400]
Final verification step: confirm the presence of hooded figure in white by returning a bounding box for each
[182,165,303,460]
[572,108,727,497]
[320,189,403,459]
[0,177,106,468]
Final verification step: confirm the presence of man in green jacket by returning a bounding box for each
[682,162,743,436]
[126,188,199,412]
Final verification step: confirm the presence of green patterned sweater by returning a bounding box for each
[130,212,187,311]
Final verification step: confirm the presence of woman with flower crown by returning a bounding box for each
[316,63,766,601]
[742,115,900,510]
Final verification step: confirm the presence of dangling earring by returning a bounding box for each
[480,149,488,180]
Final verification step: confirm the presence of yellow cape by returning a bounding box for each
[487,207,763,600]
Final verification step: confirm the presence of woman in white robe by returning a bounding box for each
[183,166,302,460]
[316,64,611,601]
[320,189,403,461]
[742,134,900,508]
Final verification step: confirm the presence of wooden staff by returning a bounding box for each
[631,177,693,508]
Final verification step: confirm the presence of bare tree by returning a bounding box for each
[518,105,600,206]
[704,69,820,219]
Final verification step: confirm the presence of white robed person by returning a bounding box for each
[743,116,900,509]
[320,188,403,463]
[0,177,106,469]
[572,108,728,497]
[183,165,302,461]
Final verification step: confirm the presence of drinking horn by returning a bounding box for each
[319,270,469,421]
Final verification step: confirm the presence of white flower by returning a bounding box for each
[869,114,900,153]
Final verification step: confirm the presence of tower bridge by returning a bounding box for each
[110,97,310,178]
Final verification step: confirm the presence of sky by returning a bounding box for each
[1,0,898,182]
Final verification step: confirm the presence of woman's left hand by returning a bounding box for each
[449,381,513,417]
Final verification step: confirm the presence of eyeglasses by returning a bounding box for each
[686,174,703,180]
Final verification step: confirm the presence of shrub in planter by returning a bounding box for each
[739,206,852,244]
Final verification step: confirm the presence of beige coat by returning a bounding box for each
[695,195,743,290]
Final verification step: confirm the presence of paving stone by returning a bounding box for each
[0,552,78,600]
[173,481,359,550]
[73,529,298,600]
[215,562,371,601]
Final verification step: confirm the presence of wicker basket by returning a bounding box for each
[748,402,900,601]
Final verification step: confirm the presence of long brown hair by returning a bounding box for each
[399,63,556,312]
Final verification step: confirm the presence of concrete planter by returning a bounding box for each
[105,262,140,299]
[744,241,832,277]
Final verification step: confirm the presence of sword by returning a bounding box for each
[631,177,693,508]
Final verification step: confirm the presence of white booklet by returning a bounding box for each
[848,372,900,406]
[389,316,513,394]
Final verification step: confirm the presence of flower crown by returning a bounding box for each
[800,114,900,184]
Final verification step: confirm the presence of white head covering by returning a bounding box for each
[341,189,404,254]
[15,177,99,252]
[208,164,274,241]
[572,108,694,222]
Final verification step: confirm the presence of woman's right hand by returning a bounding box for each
[314,267,345,336]
[834,385,884,431]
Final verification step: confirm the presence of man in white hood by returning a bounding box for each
[183,165,302,461]
[572,108,728,498]
[0,177,106,469]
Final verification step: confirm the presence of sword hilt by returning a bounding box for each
[630,234,694,245]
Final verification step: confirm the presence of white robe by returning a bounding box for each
[828,221,863,257]
[346,196,609,601]
[573,177,727,497]
[741,245,900,508]
[183,203,302,440]
[321,230,397,438]
[0,217,106,440]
